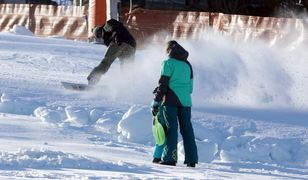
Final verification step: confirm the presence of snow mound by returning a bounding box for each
[9,25,34,36]
[220,136,308,165]
[32,104,308,166]
[34,107,62,123]
[117,105,153,144]
[94,109,122,133]
[35,106,107,126]
[178,139,218,163]
[193,124,226,144]
[0,93,40,115]
[65,106,89,127]
[0,148,136,170]
[34,106,122,131]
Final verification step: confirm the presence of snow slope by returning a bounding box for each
[0,25,307,179]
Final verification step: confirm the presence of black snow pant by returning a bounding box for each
[162,106,198,164]
[87,42,135,85]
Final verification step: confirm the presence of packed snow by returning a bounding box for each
[0,25,307,179]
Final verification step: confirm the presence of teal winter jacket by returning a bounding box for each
[154,43,193,107]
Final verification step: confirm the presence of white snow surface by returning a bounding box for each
[0,25,307,179]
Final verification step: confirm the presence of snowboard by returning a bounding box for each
[61,81,92,91]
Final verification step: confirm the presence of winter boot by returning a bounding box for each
[152,158,161,163]
[159,161,176,166]
[187,163,195,167]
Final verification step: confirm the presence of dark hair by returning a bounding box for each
[165,40,189,61]
[166,40,178,54]
[105,18,122,31]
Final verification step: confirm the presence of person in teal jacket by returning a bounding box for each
[151,40,198,167]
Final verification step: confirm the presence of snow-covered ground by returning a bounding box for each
[0,25,307,179]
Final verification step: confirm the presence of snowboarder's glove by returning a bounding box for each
[103,23,113,32]
[87,71,100,86]
[151,100,160,116]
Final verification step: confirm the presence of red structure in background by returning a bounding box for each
[88,0,106,37]
[121,6,307,49]
[0,1,306,45]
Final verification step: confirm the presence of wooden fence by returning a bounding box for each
[1,4,307,46]
[121,7,308,47]
[0,4,88,40]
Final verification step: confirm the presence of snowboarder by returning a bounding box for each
[151,40,198,167]
[87,18,136,86]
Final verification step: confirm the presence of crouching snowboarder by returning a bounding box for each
[88,18,136,86]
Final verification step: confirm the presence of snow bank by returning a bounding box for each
[9,25,34,36]
[34,107,62,123]
[34,105,123,136]
[117,105,153,144]
[178,139,218,163]
[0,148,136,170]
[0,93,41,115]
[220,136,308,165]
[65,106,90,127]
[94,110,122,133]
[2,92,307,166]
[34,106,113,127]
[117,105,308,165]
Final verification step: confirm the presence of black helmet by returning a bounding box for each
[104,19,122,32]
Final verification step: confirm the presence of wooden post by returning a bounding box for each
[106,0,120,20]
[88,0,106,38]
